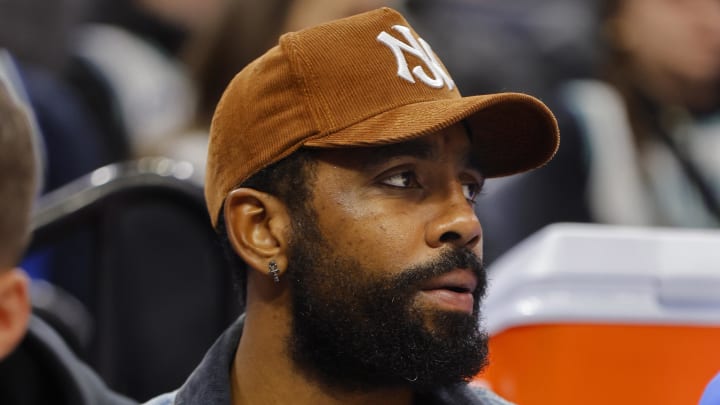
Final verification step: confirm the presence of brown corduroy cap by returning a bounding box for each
[205,7,559,227]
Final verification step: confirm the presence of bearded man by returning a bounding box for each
[146,7,559,405]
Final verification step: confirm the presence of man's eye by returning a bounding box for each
[381,171,420,188]
[462,182,482,203]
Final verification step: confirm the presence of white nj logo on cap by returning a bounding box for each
[377,25,455,90]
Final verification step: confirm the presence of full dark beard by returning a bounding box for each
[285,213,489,393]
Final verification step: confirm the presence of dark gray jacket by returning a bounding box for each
[0,316,137,405]
[144,315,513,405]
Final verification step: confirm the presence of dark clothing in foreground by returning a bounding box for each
[0,316,137,405]
[144,315,512,405]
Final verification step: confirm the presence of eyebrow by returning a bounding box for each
[361,137,484,175]
[362,138,438,167]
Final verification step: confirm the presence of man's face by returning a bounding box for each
[285,123,489,391]
[615,0,720,107]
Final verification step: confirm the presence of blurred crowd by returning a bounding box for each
[0,0,603,191]
[476,0,720,262]
[0,0,719,401]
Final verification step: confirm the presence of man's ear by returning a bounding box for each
[224,188,292,278]
[0,268,30,359]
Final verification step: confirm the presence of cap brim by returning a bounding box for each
[303,92,559,177]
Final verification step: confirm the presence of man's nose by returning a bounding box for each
[425,186,483,251]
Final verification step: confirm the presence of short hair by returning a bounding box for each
[216,148,317,308]
[0,82,37,269]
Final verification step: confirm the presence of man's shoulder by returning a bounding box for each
[142,381,513,405]
[465,384,515,405]
[24,317,138,405]
[431,383,515,405]
[143,391,176,405]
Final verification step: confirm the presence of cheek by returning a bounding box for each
[314,196,422,271]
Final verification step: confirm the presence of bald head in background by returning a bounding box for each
[0,80,36,358]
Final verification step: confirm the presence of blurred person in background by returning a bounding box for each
[0,0,126,194]
[576,0,720,226]
[75,0,228,162]
[477,0,720,263]
[188,0,402,128]
[401,0,599,100]
[180,0,400,180]
[0,76,134,405]
[1,0,229,337]
[0,0,133,332]
[0,73,36,367]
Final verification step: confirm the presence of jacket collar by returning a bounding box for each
[174,315,245,405]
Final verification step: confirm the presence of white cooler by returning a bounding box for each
[476,223,720,405]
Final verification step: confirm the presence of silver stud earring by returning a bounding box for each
[268,260,280,283]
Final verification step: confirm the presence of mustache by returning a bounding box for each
[391,248,486,298]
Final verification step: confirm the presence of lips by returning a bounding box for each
[418,269,478,313]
